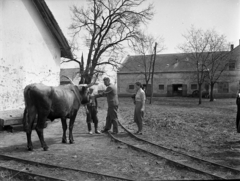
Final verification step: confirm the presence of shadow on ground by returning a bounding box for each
[0,137,59,153]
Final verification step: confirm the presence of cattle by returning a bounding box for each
[23,80,93,151]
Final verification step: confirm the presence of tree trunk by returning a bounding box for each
[144,80,149,98]
[198,83,202,105]
[209,83,214,102]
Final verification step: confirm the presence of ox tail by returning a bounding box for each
[22,85,37,133]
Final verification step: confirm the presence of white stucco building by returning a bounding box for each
[0,0,73,111]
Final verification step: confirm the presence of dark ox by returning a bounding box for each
[23,83,91,151]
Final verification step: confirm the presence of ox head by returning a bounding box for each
[78,84,91,104]
[61,75,96,105]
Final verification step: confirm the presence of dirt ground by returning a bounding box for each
[1,97,240,180]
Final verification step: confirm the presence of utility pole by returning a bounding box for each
[150,42,157,104]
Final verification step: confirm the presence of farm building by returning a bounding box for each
[117,43,240,98]
[0,0,73,111]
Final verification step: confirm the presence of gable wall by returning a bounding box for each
[0,0,61,110]
[0,0,2,61]
[232,47,240,69]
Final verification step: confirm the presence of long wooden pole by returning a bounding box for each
[150,42,157,104]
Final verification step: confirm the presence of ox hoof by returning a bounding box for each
[62,139,67,143]
[27,147,33,151]
[43,147,49,151]
[69,140,75,144]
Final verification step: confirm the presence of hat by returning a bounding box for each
[103,77,110,81]
[135,82,142,88]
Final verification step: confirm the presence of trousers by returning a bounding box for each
[105,105,118,133]
[134,101,144,132]
[86,104,98,131]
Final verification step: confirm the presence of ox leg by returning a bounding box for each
[69,113,77,144]
[26,130,33,151]
[61,118,67,143]
[24,107,36,151]
[35,126,48,151]
[35,114,49,151]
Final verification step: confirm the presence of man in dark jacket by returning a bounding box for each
[95,77,119,134]
[236,92,240,133]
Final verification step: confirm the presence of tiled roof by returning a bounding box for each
[118,48,237,73]
[118,53,196,73]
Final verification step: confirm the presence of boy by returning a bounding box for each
[86,88,101,134]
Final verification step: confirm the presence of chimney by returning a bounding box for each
[231,44,234,51]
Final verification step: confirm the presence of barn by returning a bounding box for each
[0,0,73,129]
[117,43,240,98]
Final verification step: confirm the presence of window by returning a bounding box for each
[229,62,235,71]
[218,82,229,93]
[191,84,197,90]
[159,84,164,90]
[129,84,134,90]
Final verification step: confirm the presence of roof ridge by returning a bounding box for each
[32,0,73,59]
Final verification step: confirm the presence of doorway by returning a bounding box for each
[167,84,187,96]
[173,84,182,96]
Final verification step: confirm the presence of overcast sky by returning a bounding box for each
[46,0,240,68]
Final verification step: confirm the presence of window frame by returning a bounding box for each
[191,84,198,90]
[229,62,235,71]
[218,82,229,93]
[128,84,135,90]
[158,84,164,90]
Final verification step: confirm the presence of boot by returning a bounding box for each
[87,123,92,134]
[94,123,101,134]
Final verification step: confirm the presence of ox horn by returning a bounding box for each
[86,74,99,88]
[78,84,88,87]
[78,74,99,88]
[61,75,76,85]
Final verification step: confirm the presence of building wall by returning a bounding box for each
[118,72,197,96]
[118,45,240,98]
[0,0,61,110]
[215,71,240,98]
[211,49,240,98]
[117,71,239,98]
[0,0,3,64]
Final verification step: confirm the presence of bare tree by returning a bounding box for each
[178,26,212,104]
[204,31,230,101]
[179,26,230,104]
[62,0,154,83]
[130,32,165,101]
